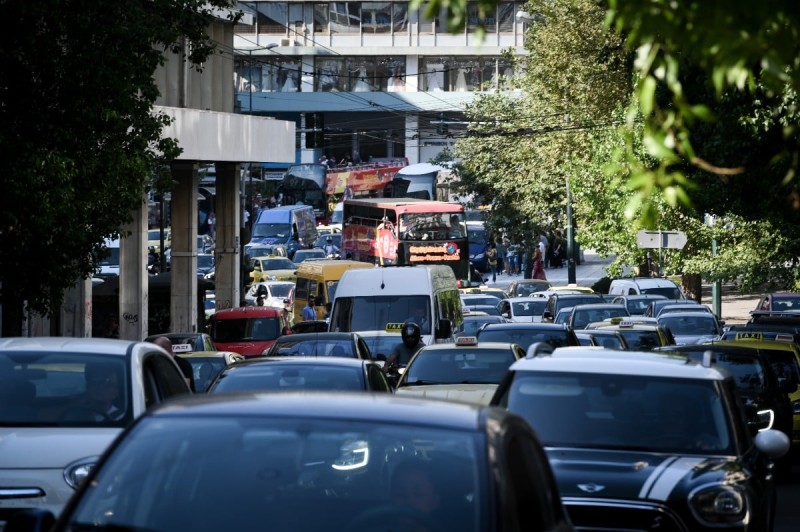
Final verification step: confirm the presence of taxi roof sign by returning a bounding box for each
[735,332,763,341]
[385,323,404,333]
[172,344,193,353]
[455,336,478,346]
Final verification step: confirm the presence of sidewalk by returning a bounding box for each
[486,250,760,325]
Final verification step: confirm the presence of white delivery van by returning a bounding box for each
[95,237,121,280]
[329,265,463,345]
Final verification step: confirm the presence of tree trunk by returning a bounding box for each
[682,273,702,302]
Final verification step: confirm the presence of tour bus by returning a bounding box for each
[329,265,463,345]
[341,198,470,286]
[293,259,374,324]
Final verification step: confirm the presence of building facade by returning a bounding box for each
[233,1,528,167]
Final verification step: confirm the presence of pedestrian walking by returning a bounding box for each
[486,241,498,283]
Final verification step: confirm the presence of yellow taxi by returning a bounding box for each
[722,334,800,446]
[147,227,171,254]
[249,255,298,285]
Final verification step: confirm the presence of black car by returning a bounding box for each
[262,332,371,359]
[542,293,606,322]
[6,393,575,532]
[207,357,392,394]
[477,322,580,351]
[491,347,790,531]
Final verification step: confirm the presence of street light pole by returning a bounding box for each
[566,176,576,284]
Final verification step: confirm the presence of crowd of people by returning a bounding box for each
[485,228,569,282]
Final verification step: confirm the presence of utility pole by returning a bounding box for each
[566,176,576,284]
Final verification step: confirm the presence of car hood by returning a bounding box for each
[214,340,276,357]
[0,427,121,468]
[395,384,498,406]
[547,447,736,502]
[673,334,718,345]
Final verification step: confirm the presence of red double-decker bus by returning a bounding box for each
[341,198,470,284]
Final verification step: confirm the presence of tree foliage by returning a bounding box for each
[0,1,237,335]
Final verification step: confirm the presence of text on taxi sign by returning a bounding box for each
[385,323,404,333]
[735,332,763,341]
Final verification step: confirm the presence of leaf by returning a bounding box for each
[639,76,656,116]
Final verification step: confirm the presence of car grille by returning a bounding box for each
[564,497,688,532]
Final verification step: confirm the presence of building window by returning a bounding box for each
[498,2,515,33]
[316,57,345,91]
[467,2,496,33]
[256,2,290,34]
[383,57,406,92]
[362,2,391,34]
[420,58,448,92]
[235,57,302,93]
[330,2,361,34]
[392,3,409,33]
[346,57,378,91]
[313,3,330,34]
[417,57,516,93]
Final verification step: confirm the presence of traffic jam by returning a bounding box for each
[3,164,800,531]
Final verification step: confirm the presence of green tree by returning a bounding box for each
[0,1,238,336]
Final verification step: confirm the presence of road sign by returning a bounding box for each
[636,230,687,250]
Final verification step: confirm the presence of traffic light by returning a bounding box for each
[306,112,324,149]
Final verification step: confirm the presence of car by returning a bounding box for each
[463,304,502,316]
[477,322,581,351]
[5,393,574,532]
[466,223,489,271]
[755,291,800,312]
[243,281,296,308]
[262,332,372,359]
[144,332,216,353]
[243,242,287,267]
[657,311,724,345]
[460,293,503,307]
[720,325,800,348]
[505,279,553,297]
[608,276,686,299]
[656,303,714,317]
[491,346,790,531]
[356,329,406,363]
[609,293,668,315]
[574,331,599,346]
[207,357,393,394]
[290,320,330,334]
[585,318,675,350]
[576,329,629,349]
[459,286,509,300]
[643,298,699,317]
[553,306,573,325]
[195,253,215,278]
[395,336,525,405]
[207,306,291,357]
[249,255,298,285]
[0,338,191,525]
[457,314,508,337]
[565,303,629,330]
[496,297,548,323]
[176,350,244,393]
[542,293,606,322]
[657,342,797,476]
[203,290,216,319]
[291,247,327,265]
[147,227,171,254]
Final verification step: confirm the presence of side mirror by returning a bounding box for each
[502,312,510,319]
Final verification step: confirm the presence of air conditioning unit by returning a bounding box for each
[280,38,292,47]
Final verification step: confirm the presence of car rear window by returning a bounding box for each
[477,329,577,349]
[213,317,281,342]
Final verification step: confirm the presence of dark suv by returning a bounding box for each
[542,293,605,322]
[477,322,580,351]
[491,347,790,531]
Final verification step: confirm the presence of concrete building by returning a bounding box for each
[232,1,528,167]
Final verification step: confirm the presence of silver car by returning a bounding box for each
[0,338,191,524]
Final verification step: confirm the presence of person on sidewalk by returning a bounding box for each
[486,241,498,283]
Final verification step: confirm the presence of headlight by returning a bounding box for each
[64,456,99,489]
[689,484,747,525]
[332,440,369,471]
[793,399,800,415]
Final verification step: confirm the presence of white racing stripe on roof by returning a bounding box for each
[644,457,704,501]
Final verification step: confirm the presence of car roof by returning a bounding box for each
[704,339,799,352]
[658,311,717,319]
[273,332,357,342]
[569,303,627,311]
[419,341,521,352]
[153,391,488,431]
[0,337,139,355]
[507,296,548,303]
[225,356,369,369]
[212,306,283,318]
[481,323,569,331]
[510,346,725,380]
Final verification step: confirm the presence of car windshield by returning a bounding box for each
[315,234,341,248]
[626,299,663,314]
[503,372,733,453]
[330,207,343,224]
[477,328,575,350]
[67,416,487,531]
[360,335,403,360]
[211,364,364,393]
[252,223,291,239]
[97,247,120,267]
[213,318,281,342]
[615,330,663,350]
[265,283,294,298]
[331,295,431,335]
[659,315,718,336]
[294,250,325,262]
[461,318,503,336]
[197,255,214,269]
[511,300,546,317]
[571,307,628,329]
[404,349,516,385]
[261,258,296,270]
[640,286,683,299]
[0,352,130,427]
[183,357,227,393]
[270,340,355,358]
[467,227,486,245]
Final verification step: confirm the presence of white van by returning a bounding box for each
[95,237,121,280]
[607,277,686,299]
[329,265,463,345]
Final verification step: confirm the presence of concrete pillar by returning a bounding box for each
[170,162,199,333]
[214,162,242,312]
[60,278,92,337]
[119,197,149,340]
[406,114,421,164]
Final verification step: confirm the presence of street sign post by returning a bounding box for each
[636,230,687,250]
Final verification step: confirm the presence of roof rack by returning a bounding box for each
[525,342,554,359]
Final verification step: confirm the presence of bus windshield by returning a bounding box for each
[399,213,466,240]
[330,295,431,335]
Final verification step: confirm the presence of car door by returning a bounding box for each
[141,351,192,410]
[497,300,511,319]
